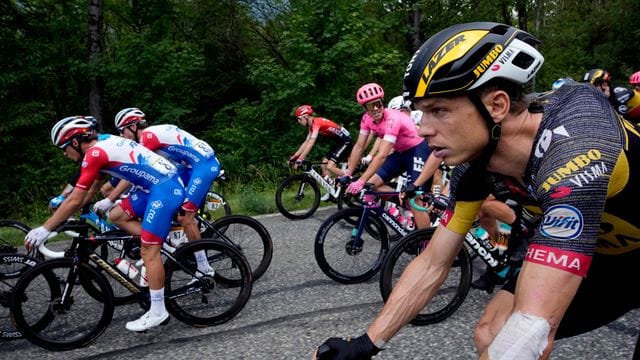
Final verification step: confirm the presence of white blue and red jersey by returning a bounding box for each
[139,125,220,212]
[76,134,184,245]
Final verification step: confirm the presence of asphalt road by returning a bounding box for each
[2,207,638,359]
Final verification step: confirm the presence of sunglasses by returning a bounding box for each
[363,99,384,112]
[117,125,130,135]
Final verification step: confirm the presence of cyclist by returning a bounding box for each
[25,116,184,332]
[290,104,352,200]
[629,70,640,90]
[106,107,221,252]
[343,82,440,229]
[387,95,423,127]
[581,68,611,97]
[315,21,640,359]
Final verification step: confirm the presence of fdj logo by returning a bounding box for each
[540,204,583,240]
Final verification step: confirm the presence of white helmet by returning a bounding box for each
[114,107,146,130]
[387,95,410,110]
[51,116,94,148]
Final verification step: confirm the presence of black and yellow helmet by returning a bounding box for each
[582,68,611,86]
[403,22,544,100]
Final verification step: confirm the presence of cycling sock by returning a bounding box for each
[149,288,167,316]
[194,250,211,272]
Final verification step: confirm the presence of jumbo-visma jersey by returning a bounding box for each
[76,134,178,191]
[441,83,640,277]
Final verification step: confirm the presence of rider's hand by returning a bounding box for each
[360,154,373,166]
[346,179,365,194]
[48,195,66,210]
[25,226,51,251]
[94,198,114,214]
[288,154,299,166]
[294,159,304,169]
[337,175,352,186]
[315,333,382,359]
[404,183,417,199]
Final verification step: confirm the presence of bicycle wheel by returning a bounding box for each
[275,174,320,220]
[200,191,232,223]
[379,228,472,325]
[204,215,273,281]
[11,258,114,350]
[314,207,390,284]
[0,253,39,340]
[165,239,252,327]
[0,220,40,259]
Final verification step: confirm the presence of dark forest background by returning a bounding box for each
[1,0,638,218]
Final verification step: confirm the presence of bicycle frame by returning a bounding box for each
[300,161,341,198]
[350,191,412,244]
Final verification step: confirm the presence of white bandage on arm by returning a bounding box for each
[488,311,551,360]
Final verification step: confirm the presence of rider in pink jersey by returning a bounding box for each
[343,82,441,229]
[26,116,185,333]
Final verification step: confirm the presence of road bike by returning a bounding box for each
[10,219,252,351]
[0,252,38,340]
[313,185,420,284]
[275,160,365,220]
[378,193,533,325]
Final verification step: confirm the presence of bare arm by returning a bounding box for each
[104,179,132,202]
[358,139,394,183]
[366,226,466,344]
[297,135,317,161]
[478,261,582,359]
[43,186,89,231]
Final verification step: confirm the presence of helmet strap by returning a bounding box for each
[468,92,501,167]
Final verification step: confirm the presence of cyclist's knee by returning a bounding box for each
[473,317,494,354]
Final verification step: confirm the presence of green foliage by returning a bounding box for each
[2,0,640,220]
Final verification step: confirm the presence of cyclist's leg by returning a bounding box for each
[178,157,220,243]
[126,179,184,331]
[326,141,350,177]
[108,189,145,235]
[403,142,433,229]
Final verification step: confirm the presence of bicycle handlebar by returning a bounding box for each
[38,232,65,259]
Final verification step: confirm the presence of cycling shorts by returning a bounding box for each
[177,156,220,212]
[119,177,185,245]
[376,141,431,190]
[326,138,353,164]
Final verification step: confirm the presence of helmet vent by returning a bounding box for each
[512,52,534,70]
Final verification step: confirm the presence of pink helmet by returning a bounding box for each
[295,105,314,117]
[629,71,640,86]
[356,83,384,105]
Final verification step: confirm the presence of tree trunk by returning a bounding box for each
[88,0,104,129]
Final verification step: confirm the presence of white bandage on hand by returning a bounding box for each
[488,311,551,360]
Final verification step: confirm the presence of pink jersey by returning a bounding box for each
[76,134,178,191]
[359,108,423,152]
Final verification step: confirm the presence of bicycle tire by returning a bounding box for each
[0,253,39,340]
[275,174,320,220]
[0,220,41,260]
[314,207,390,284]
[164,239,252,327]
[205,215,273,281]
[11,258,114,350]
[379,228,472,325]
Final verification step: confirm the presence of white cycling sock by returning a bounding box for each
[149,288,166,317]
[195,250,210,272]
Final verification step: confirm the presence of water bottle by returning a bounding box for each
[139,265,148,287]
[433,184,441,197]
[114,257,139,280]
[403,209,415,231]
[473,227,494,249]
[387,205,402,220]
[495,222,511,254]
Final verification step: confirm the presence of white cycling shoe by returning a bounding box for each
[125,310,170,332]
[320,193,332,202]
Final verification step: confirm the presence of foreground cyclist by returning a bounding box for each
[314,21,640,359]
[26,116,184,332]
